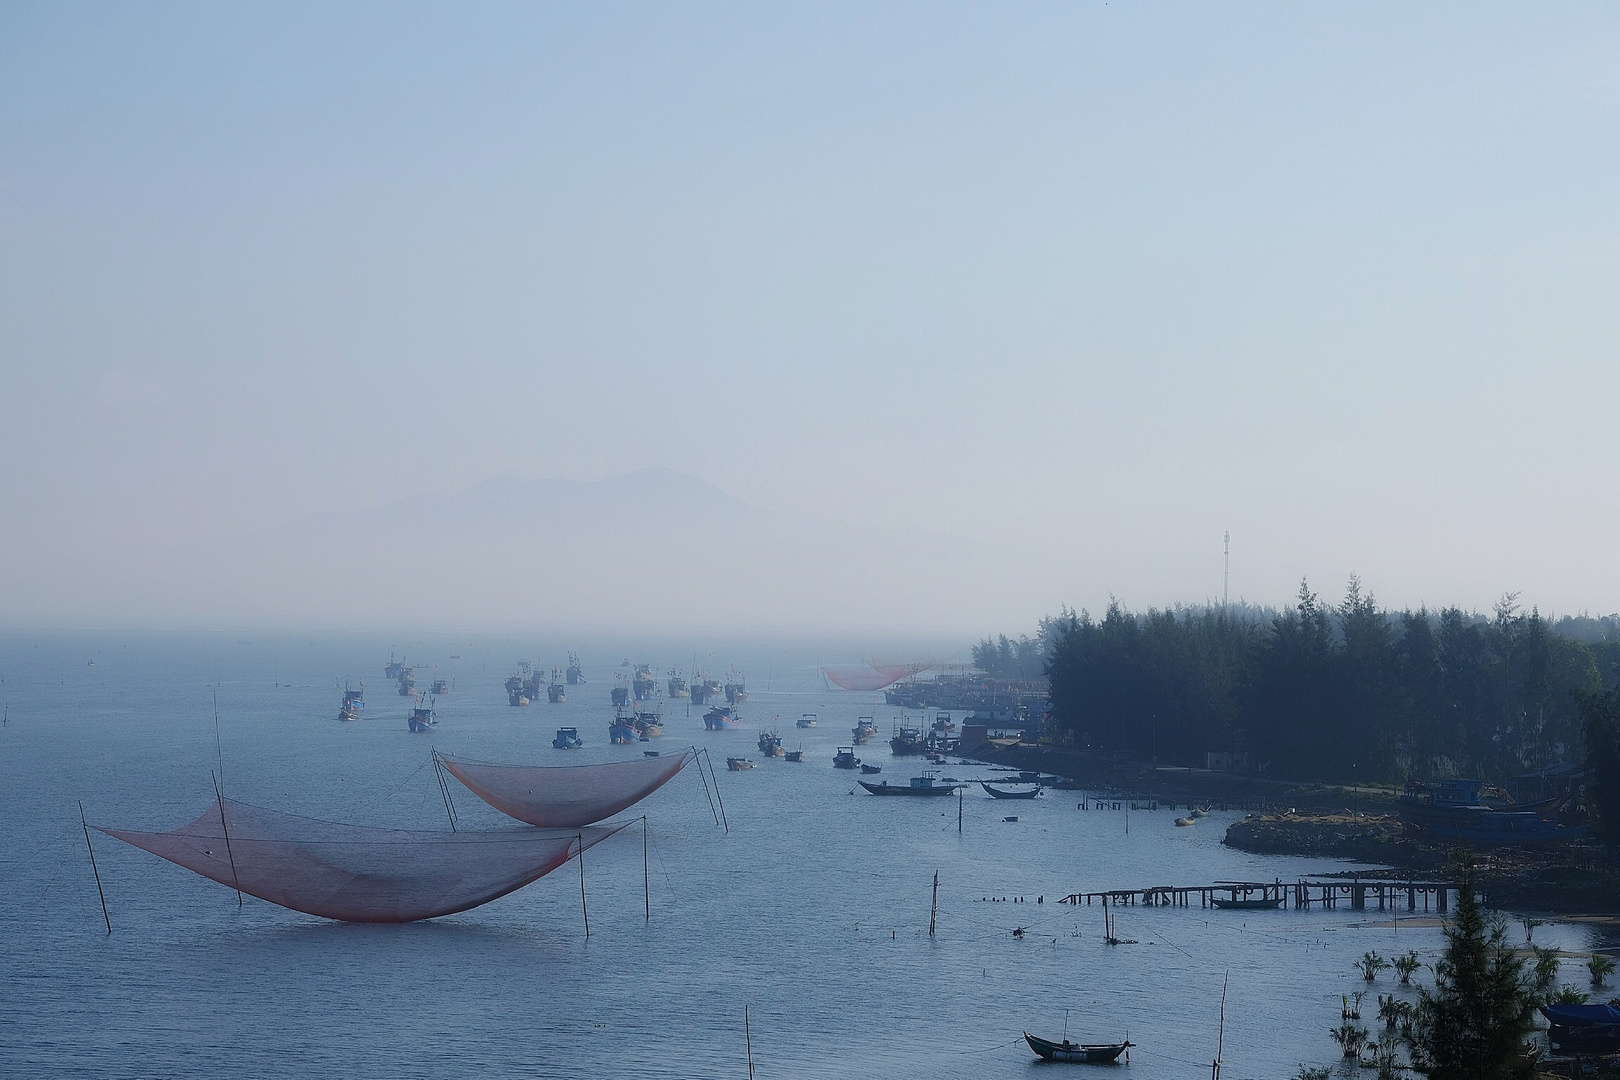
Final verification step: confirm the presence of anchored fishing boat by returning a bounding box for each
[757,731,785,758]
[784,750,804,762]
[667,670,689,699]
[833,746,860,770]
[384,653,404,679]
[632,664,656,702]
[338,683,364,721]
[860,763,882,774]
[797,712,817,728]
[858,775,961,796]
[407,700,437,733]
[609,710,639,745]
[566,654,585,685]
[552,727,583,749]
[703,706,740,731]
[724,669,747,704]
[726,757,753,772]
[852,716,877,744]
[1023,1033,1133,1064]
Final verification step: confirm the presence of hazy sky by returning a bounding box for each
[3,3,1618,631]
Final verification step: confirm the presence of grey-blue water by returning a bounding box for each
[0,631,1608,1079]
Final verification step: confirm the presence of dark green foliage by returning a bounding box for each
[1579,688,1620,853]
[1039,580,1602,781]
[1408,861,1536,1080]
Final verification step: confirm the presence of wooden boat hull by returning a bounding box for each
[1211,897,1283,910]
[980,782,1040,799]
[1024,1033,1132,1063]
[858,780,958,797]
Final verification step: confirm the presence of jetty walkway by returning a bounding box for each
[1059,879,1460,912]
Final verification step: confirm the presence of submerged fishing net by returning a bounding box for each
[101,799,625,923]
[439,749,694,828]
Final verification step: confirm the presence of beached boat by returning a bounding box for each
[1424,810,1585,845]
[1542,1003,1620,1051]
[552,727,583,749]
[859,776,960,797]
[1211,896,1283,910]
[980,781,1041,800]
[703,706,740,731]
[1023,1033,1133,1064]
[833,746,860,770]
[726,757,753,772]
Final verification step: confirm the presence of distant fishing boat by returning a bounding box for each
[890,720,928,756]
[858,776,960,797]
[797,712,817,728]
[384,653,404,679]
[506,672,532,706]
[407,700,437,733]
[552,727,583,749]
[703,706,740,731]
[338,683,364,722]
[429,678,449,696]
[726,757,753,772]
[784,750,804,762]
[396,666,417,696]
[632,664,656,702]
[852,716,877,745]
[547,668,566,703]
[1023,1033,1133,1064]
[860,763,882,774]
[979,781,1040,800]
[833,746,860,770]
[566,654,585,685]
[633,706,664,740]
[724,669,747,704]
[757,731,785,758]
[667,669,689,699]
[611,684,631,707]
[691,673,721,706]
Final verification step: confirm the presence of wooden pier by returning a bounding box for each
[1058,879,1461,912]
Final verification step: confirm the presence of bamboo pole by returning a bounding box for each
[79,801,111,933]
[577,832,589,938]
[211,770,243,907]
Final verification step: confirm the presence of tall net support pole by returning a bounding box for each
[929,871,939,937]
[642,816,650,921]
[703,750,729,832]
[692,748,719,825]
[79,801,111,933]
[211,770,243,907]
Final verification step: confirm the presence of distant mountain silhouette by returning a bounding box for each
[234,469,1035,632]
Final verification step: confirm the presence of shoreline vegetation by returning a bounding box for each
[964,580,1620,916]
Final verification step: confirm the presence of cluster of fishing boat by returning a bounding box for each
[336,655,450,732]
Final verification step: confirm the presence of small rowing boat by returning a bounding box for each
[1023,1032,1133,1063]
[980,781,1041,800]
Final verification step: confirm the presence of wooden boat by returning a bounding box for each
[980,781,1040,800]
[552,727,582,749]
[757,731,785,758]
[703,706,740,731]
[860,763,882,774]
[858,776,960,797]
[1211,896,1283,910]
[797,712,817,728]
[1023,1032,1133,1063]
[726,757,753,771]
[407,702,437,733]
[338,684,364,722]
[833,747,860,770]
[784,750,804,762]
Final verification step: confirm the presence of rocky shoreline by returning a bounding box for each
[967,741,1619,915]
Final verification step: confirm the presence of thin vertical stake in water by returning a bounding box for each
[642,816,650,921]
[577,832,589,938]
[744,1005,755,1080]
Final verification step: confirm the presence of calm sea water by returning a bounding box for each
[0,630,1609,1079]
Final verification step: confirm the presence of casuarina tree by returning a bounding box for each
[1407,857,1536,1079]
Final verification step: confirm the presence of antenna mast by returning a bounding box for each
[1223,531,1230,609]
